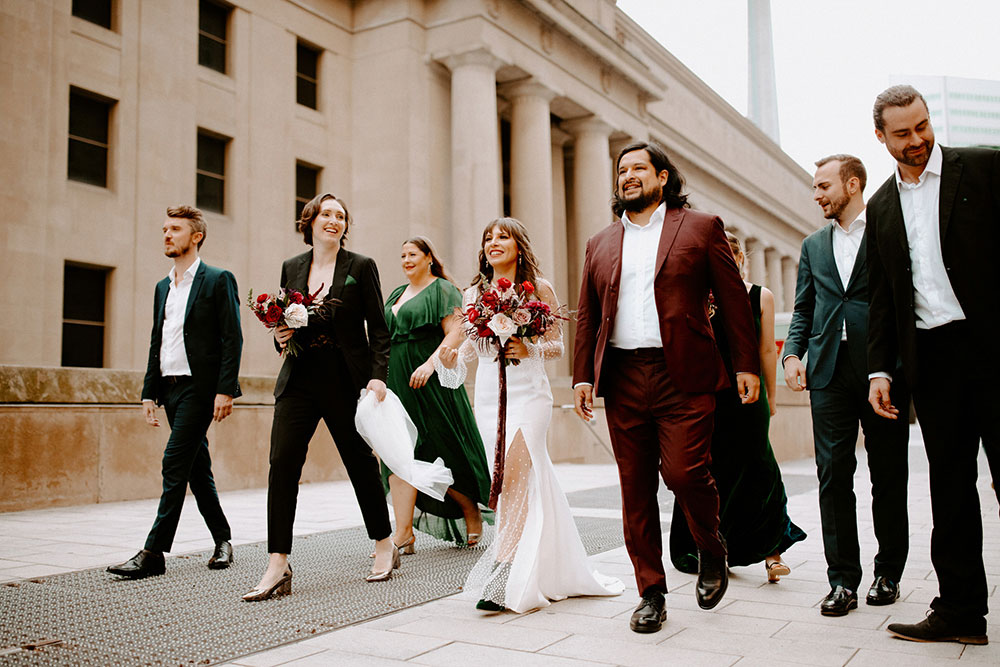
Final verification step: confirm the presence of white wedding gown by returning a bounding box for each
[437,283,624,613]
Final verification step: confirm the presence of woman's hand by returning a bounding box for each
[504,337,529,360]
[769,400,777,417]
[438,345,458,369]
[366,379,387,402]
[409,360,435,389]
[273,323,293,348]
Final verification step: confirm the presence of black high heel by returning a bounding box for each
[242,565,292,602]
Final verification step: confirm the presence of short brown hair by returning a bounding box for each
[814,154,867,193]
[166,205,207,249]
[296,193,352,246]
[873,85,928,132]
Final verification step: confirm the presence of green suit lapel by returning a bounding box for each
[183,261,207,323]
[820,224,845,294]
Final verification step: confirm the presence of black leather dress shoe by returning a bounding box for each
[865,576,899,606]
[696,549,728,610]
[208,541,234,570]
[888,611,987,645]
[820,586,858,616]
[107,550,165,579]
[629,591,666,633]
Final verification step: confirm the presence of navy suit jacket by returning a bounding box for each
[867,146,1000,385]
[784,222,871,390]
[141,261,243,405]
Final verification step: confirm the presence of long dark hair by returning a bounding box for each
[471,217,543,293]
[612,141,690,217]
[296,193,352,246]
[402,236,454,284]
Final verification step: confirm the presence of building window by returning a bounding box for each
[295,162,320,220]
[68,88,113,187]
[196,131,228,213]
[72,0,113,29]
[62,263,109,368]
[296,42,320,109]
[198,0,229,74]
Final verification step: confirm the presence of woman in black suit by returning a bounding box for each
[243,193,395,601]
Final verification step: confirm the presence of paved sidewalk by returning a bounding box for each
[1,424,997,665]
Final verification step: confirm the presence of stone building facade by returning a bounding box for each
[0,0,823,511]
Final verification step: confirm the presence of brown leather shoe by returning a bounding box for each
[888,611,987,645]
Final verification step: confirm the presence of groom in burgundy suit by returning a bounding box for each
[573,141,760,633]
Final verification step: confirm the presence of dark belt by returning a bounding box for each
[161,375,192,386]
[608,346,662,358]
[915,319,969,342]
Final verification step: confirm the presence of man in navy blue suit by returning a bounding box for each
[108,205,243,579]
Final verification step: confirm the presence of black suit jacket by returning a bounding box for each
[867,146,1000,385]
[141,261,243,405]
[273,247,390,399]
[784,222,871,390]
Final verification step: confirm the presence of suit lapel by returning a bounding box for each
[155,278,169,332]
[608,222,624,290]
[845,233,867,290]
[881,178,909,262]
[183,262,207,323]
[938,147,962,242]
[654,208,684,275]
[821,224,846,294]
[292,252,312,293]
[330,247,353,303]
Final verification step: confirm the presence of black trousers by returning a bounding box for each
[809,341,910,591]
[145,377,231,552]
[914,322,1000,625]
[266,352,391,553]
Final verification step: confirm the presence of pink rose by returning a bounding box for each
[512,309,531,326]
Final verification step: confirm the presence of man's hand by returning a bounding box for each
[273,324,293,348]
[736,373,760,404]
[367,379,388,402]
[213,394,233,422]
[142,399,160,427]
[783,356,807,391]
[574,384,594,422]
[409,360,435,389]
[868,378,898,419]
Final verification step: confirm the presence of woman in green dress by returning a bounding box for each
[669,233,806,582]
[381,237,492,550]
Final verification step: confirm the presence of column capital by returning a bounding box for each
[550,125,572,146]
[436,46,507,73]
[499,78,558,103]
[561,115,613,138]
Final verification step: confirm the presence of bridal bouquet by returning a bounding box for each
[246,285,324,357]
[464,277,563,367]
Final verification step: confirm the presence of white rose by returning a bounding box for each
[284,303,309,329]
[487,313,517,345]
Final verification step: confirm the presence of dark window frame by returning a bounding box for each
[72,0,114,30]
[198,0,230,74]
[295,161,321,220]
[296,41,320,109]
[68,87,114,188]
[61,262,111,369]
[196,130,229,214]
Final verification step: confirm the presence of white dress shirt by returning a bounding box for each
[159,258,200,377]
[609,203,665,349]
[832,212,866,341]
[896,142,966,329]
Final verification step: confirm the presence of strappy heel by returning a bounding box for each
[366,545,400,582]
[242,565,293,601]
[369,535,415,557]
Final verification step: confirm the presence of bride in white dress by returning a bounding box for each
[436,217,624,613]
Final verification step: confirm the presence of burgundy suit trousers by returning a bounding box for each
[603,347,724,596]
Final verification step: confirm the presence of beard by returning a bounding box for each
[620,182,663,213]
[890,138,934,168]
[823,186,851,221]
[164,240,191,257]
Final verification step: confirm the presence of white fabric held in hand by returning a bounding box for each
[354,388,453,501]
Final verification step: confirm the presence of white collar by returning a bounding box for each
[833,208,866,234]
[621,202,666,230]
[168,257,201,283]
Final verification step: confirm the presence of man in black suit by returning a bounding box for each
[866,85,1000,645]
[108,205,243,579]
[783,154,909,617]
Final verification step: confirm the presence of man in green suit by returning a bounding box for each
[108,205,243,579]
[783,155,909,616]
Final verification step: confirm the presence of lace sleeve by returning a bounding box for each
[525,278,564,361]
[435,288,479,389]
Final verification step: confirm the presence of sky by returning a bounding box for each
[616,0,1000,190]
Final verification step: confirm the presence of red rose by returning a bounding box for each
[466,306,479,323]
[481,291,499,308]
[477,324,492,338]
[265,304,284,324]
[521,281,534,294]
[289,291,304,304]
[496,277,512,290]
[256,293,269,304]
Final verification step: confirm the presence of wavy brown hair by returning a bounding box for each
[471,217,543,293]
[402,236,454,284]
[296,192,352,246]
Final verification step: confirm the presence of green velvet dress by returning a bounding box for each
[669,284,806,571]
[380,278,493,544]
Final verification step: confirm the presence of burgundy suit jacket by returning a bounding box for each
[572,207,760,396]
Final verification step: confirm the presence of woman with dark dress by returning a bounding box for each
[379,237,492,550]
[670,233,806,582]
[243,193,396,601]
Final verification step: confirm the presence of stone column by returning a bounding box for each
[564,117,613,296]
[765,247,784,307]
[502,79,557,278]
[745,238,768,287]
[440,48,505,277]
[781,256,798,312]
[550,127,571,375]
